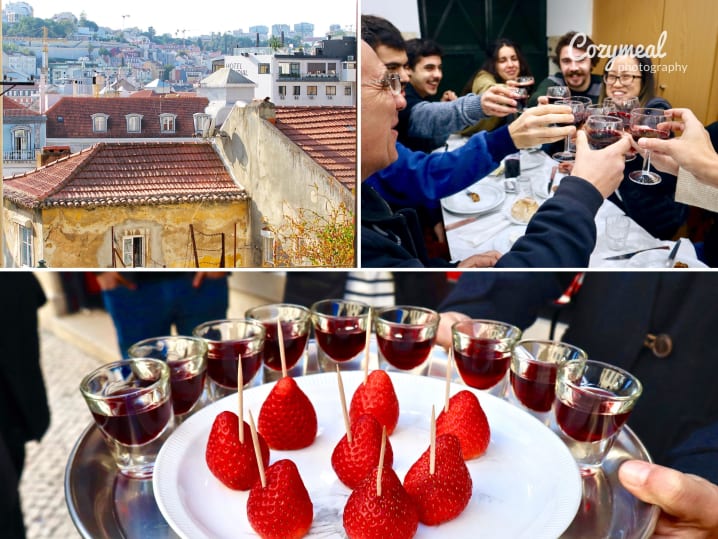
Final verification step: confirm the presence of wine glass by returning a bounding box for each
[605,96,640,161]
[511,86,529,112]
[552,99,585,162]
[545,85,571,104]
[310,299,371,371]
[628,108,671,185]
[515,75,535,88]
[585,115,624,150]
[373,306,439,373]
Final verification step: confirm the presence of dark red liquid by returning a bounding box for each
[574,111,587,129]
[510,362,557,412]
[315,318,366,362]
[631,126,669,142]
[454,339,510,389]
[547,95,568,104]
[377,330,433,370]
[608,111,631,130]
[514,96,528,111]
[555,387,632,442]
[169,369,206,414]
[262,321,309,371]
[206,340,262,388]
[92,391,172,446]
[587,128,623,149]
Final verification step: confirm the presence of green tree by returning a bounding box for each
[268,36,282,51]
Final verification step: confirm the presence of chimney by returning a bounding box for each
[253,98,276,124]
[281,31,285,47]
[73,80,80,96]
[256,33,259,47]
[37,146,72,168]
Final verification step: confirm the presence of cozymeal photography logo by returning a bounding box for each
[570,31,688,74]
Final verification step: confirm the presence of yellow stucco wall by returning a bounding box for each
[4,199,252,268]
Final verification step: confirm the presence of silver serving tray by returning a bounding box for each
[65,343,659,538]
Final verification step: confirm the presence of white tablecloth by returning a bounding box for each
[440,148,700,268]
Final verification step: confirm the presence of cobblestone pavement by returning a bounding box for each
[19,328,101,539]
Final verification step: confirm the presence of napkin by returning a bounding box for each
[463,212,512,247]
[675,167,718,212]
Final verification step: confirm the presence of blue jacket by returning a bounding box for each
[361,176,604,268]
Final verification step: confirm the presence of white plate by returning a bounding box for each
[627,250,708,268]
[154,371,581,539]
[442,184,506,215]
[505,198,541,225]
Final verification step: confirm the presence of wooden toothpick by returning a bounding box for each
[248,411,266,488]
[336,365,352,444]
[430,405,436,475]
[238,353,244,444]
[444,346,453,413]
[377,426,387,497]
[277,318,288,378]
[363,308,372,384]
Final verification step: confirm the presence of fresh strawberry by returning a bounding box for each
[332,414,394,489]
[349,370,399,435]
[258,376,317,450]
[403,433,473,525]
[436,390,491,459]
[343,466,418,539]
[247,459,313,539]
[205,411,270,490]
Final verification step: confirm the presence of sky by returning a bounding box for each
[23,0,357,37]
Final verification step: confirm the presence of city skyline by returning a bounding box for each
[9,0,356,37]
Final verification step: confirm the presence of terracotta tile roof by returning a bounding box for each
[3,95,40,117]
[274,106,357,190]
[4,141,247,209]
[45,95,209,138]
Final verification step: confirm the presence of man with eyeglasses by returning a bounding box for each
[528,31,602,108]
[361,39,632,268]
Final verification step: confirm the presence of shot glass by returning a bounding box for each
[127,336,208,420]
[79,358,174,479]
[192,319,266,400]
[554,360,643,475]
[310,299,372,372]
[605,215,631,251]
[508,339,587,423]
[245,303,311,380]
[452,319,522,396]
[373,305,440,373]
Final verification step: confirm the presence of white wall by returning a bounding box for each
[361,0,421,37]
[547,0,593,36]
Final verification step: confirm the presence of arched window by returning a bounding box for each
[91,113,109,133]
[125,114,143,133]
[159,113,177,134]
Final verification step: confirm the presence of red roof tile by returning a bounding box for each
[274,106,356,191]
[45,95,209,138]
[3,95,40,117]
[4,141,247,209]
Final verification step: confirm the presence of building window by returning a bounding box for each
[10,127,31,160]
[122,235,145,267]
[278,85,286,97]
[326,86,336,96]
[307,62,325,74]
[261,229,274,266]
[91,113,109,133]
[159,113,177,133]
[344,86,352,96]
[290,62,300,76]
[259,63,270,74]
[19,224,33,267]
[125,114,143,133]
[327,62,337,75]
[293,86,301,96]
[307,86,317,96]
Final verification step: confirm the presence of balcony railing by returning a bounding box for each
[4,148,37,161]
[277,73,340,82]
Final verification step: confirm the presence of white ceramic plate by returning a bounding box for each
[154,371,581,539]
[442,184,506,215]
[505,198,541,225]
[627,250,708,268]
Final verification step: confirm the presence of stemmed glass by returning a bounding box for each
[628,108,671,185]
[605,96,639,161]
[552,99,585,162]
[511,86,529,112]
[545,85,571,104]
[585,115,624,150]
[310,299,372,371]
[373,306,440,372]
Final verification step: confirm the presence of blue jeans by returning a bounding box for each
[102,274,229,358]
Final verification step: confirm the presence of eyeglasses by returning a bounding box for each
[364,73,402,96]
[603,73,642,85]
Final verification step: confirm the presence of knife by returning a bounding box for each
[445,215,479,232]
[603,245,670,260]
[664,239,681,267]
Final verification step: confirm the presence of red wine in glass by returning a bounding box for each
[377,330,433,370]
[555,387,632,443]
[454,338,511,389]
[206,340,262,389]
[587,128,623,149]
[315,317,366,362]
[510,362,558,412]
[262,321,309,371]
[630,126,670,141]
[169,368,206,415]
[92,392,173,446]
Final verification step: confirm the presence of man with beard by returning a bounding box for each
[528,31,602,107]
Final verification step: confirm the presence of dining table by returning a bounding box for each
[439,141,703,268]
[65,340,658,539]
